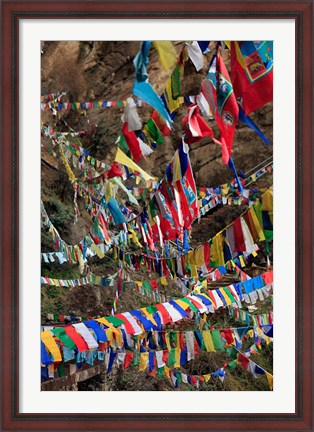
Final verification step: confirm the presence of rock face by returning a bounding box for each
[41,41,272,187]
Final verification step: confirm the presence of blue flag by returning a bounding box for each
[238,106,270,145]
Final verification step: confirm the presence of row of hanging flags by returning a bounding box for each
[42,119,272,231]
[43,269,273,327]
[41,186,272,283]
[41,313,273,388]
[40,253,244,290]
[45,304,273,329]
[42,254,272,326]
[41,268,273,323]
[41,267,273,363]
[40,160,272,272]
[42,119,272,224]
[42,121,272,242]
[41,328,273,389]
[41,249,271,306]
[228,305,273,328]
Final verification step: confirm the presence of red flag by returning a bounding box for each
[203,51,239,162]
[124,353,134,369]
[122,122,142,162]
[233,217,246,252]
[107,162,123,179]
[151,110,171,136]
[155,304,172,325]
[230,41,273,115]
[182,104,214,144]
[64,326,89,352]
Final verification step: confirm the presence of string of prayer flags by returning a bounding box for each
[42,271,273,358]
[41,322,272,389]
[41,91,66,103]
[41,98,145,111]
[228,306,273,327]
[232,348,273,387]
[41,201,117,267]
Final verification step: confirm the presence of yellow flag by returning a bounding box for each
[105,181,113,203]
[194,246,205,268]
[140,308,157,326]
[91,243,105,259]
[139,352,149,371]
[248,207,265,241]
[211,232,225,266]
[202,330,215,352]
[129,229,142,248]
[203,373,211,382]
[247,329,254,339]
[165,79,182,113]
[105,328,114,344]
[235,41,246,69]
[160,276,168,286]
[261,188,273,222]
[187,250,195,265]
[266,372,273,390]
[201,280,207,289]
[115,148,156,181]
[95,318,122,346]
[174,299,190,310]
[153,41,177,70]
[239,255,246,268]
[41,331,62,362]
[165,333,172,351]
[219,289,232,306]
[190,264,198,279]
[164,366,171,380]
[221,184,230,196]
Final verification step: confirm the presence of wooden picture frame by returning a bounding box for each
[1,1,312,430]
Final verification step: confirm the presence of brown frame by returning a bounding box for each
[1,1,313,431]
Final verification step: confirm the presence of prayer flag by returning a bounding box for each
[231,41,273,115]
